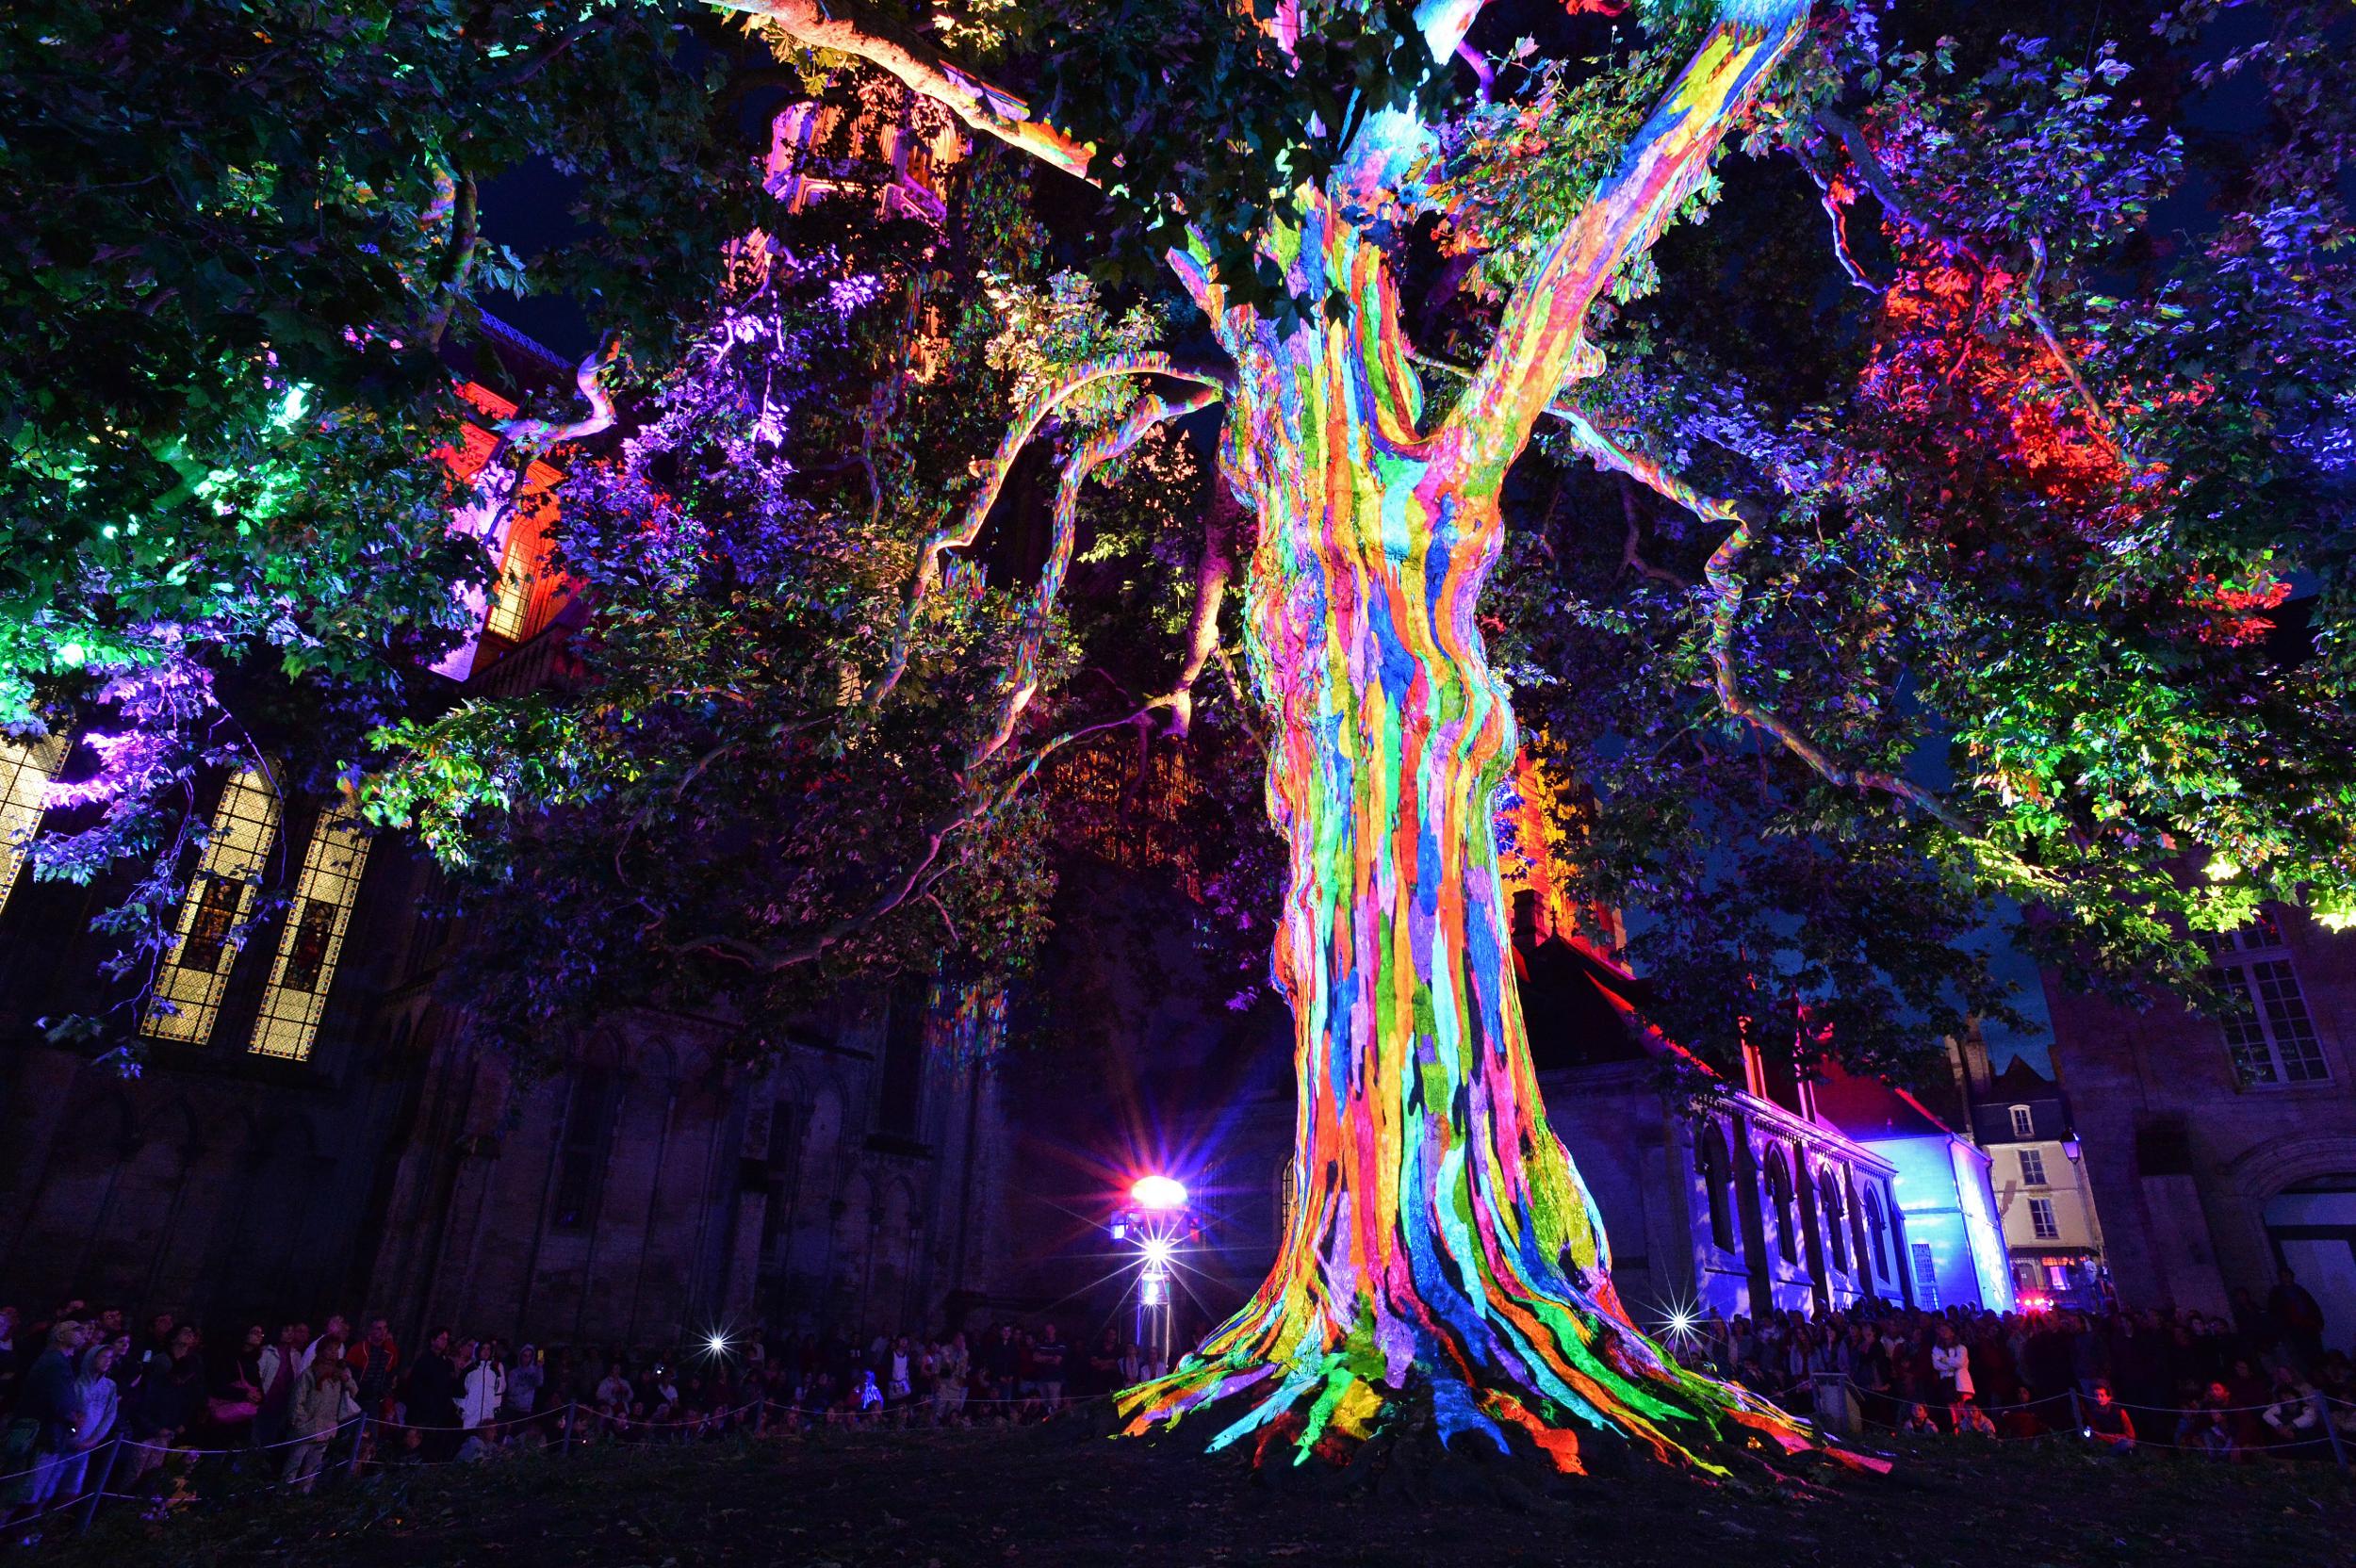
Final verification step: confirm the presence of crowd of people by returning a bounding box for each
[1672,1269,2354,1461]
[2,1274,2348,1543]
[0,1295,1173,1541]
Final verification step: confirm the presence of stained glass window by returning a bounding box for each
[0,733,66,916]
[248,804,371,1061]
[146,767,281,1044]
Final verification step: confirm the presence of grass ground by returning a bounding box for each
[34,1421,2350,1568]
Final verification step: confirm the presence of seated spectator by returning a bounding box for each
[2174,1391,2233,1459]
[2260,1366,2324,1454]
[1953,1396,1998,1439]
[2082,1380,2135,1455]
[1899,1402,1939,1436]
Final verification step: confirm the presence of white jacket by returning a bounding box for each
[460,1363,506,1429]
[1930,1342,1973,1396]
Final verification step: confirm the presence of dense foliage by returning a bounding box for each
[8,0,2354,1089]
[1,0,772,1007]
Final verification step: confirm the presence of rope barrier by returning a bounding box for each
[8,1365,2341,1544]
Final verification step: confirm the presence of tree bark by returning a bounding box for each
[1117,215,1811,1474]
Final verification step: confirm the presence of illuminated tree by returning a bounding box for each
[599,0,1838,1474]
[614,0,2352,1475]
[355,0,2356,1476]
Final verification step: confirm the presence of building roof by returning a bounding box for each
[1987,1054,2058,1102]
[1809,1060,1956,1140]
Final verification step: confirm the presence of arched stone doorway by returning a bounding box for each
[2264,1176,2356,1356]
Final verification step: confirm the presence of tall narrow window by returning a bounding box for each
[1863,1185,1890,1281]
[551,1068,618,1229]
[145,767,282,1044]
[1818,1169,1848,1272]
[1762,1148,1795,1261]
[0,733,66,916]
[2202,916,2331,1085]
[2008,1103,2036,1139]
[2027,1198,2059,1240]
[1910,1241,1940,1309]
[2017,1148,2049,1186]
[248,805,372,1061]
[1698,1122,1735,1251]
[875,986,927,1141]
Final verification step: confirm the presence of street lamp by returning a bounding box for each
[1114,1174,1190,1370]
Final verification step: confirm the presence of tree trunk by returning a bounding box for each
[1120,219,1812,1476]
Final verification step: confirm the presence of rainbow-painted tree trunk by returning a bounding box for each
[729,0,1827,1475]
[1116,201,1815,1475]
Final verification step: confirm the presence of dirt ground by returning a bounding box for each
[38,1422,2351,1568]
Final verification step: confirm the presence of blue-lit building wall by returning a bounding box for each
[1867,1134,2016,1312]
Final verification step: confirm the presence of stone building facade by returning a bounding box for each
[0,302,1017,1350]
[1938,1037,2109,1309]
[2044,903,2356,1348]
[0,760,1015,1353]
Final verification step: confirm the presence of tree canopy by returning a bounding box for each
[7,0,2354,1085]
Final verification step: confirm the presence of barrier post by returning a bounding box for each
[564,1401,578,1457]
[2323,1399,2349,1473]
[2067,1387,2085,1435]
[77,1427,126,1537]
[346,1414,368,1479]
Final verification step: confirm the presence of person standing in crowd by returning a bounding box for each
[282,1337,358,1493]
[123,1324,205,1481]
[0,1319,87,1527]
[401,1329,463,1461]
[1031,1323,1066,1417]
[349,1318,400,1419]
[1087,1329,1122,1402]
[49,1340,123,1505]
[460,1339,505,1434]
[135,1314,176,1381]
[885,1335,912,1414]
[933,1331,969,1427]
[254,1321,306,1451]
[209,1324,267,1445]
[2268,1266,2327,1371]
[1930,1321,1972,1427]
[506,1345,543,1420]
[298,1315,349,1379]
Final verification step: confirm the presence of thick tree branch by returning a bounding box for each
[864,352,1230,709]
[718,0,1096,184]
[1816,111,2135,470]
[1792,148,1877,293]
[1164,483,1248,739]
[2021,235,2132,470]
[1425,339,2030,859]
[666,697,1178,975]
[500,335,622,453]
[423,171,479,349]
[971,384,1224,767]
[1448,1,1814,474]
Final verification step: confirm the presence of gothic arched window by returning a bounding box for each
[1698,1122,1736,1252]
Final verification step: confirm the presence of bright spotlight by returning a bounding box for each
[1141,1237,1174,1268]
[1666,1309,1695,1339]
[1130,1174,1187,1211]
[706,1333,730,1356]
